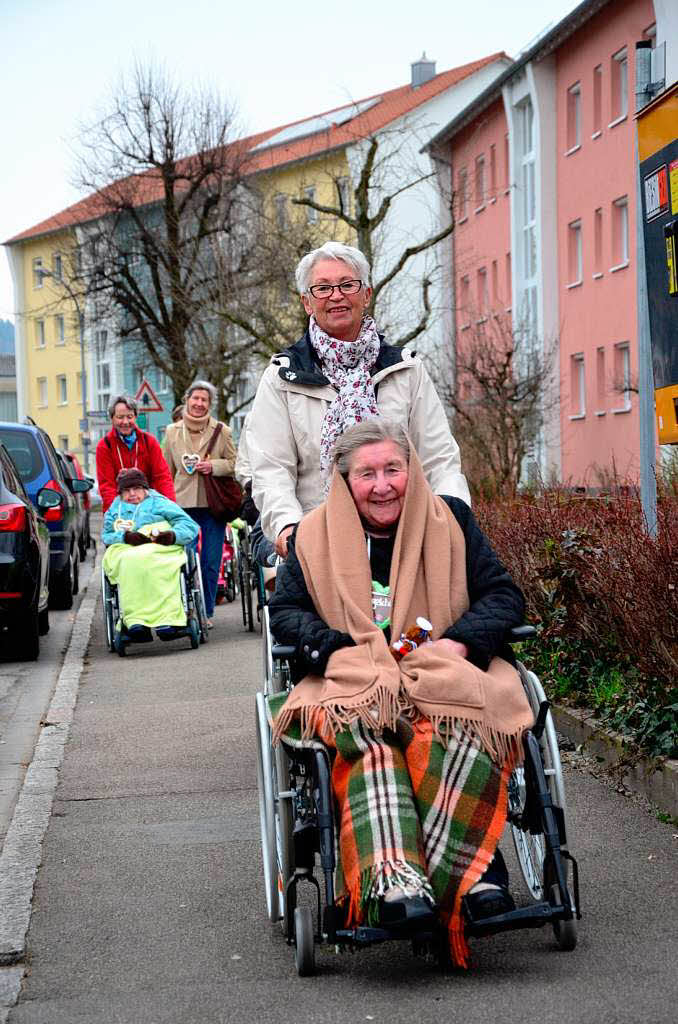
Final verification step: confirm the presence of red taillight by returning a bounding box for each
[43,479,63,522]
[0,503,27,531]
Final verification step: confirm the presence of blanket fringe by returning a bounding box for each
[425,712,525,770]
[271,685,409,746]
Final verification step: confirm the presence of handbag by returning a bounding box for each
[202,423,243,523]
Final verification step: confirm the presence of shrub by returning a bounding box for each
[475,489,678,757]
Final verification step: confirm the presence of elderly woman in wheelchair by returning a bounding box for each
[102,468,202,648]
[266,420,578,970]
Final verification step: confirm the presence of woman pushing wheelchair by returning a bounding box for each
[268,420,534,968]
[102,468,199,642]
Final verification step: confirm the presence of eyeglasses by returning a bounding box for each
[308,279,363,299]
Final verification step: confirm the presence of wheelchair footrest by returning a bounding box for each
[465,901,566,936]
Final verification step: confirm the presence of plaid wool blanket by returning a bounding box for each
[271,696,509,968]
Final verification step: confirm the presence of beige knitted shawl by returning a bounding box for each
[272,451,533,766]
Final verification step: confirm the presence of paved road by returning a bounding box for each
[2,556,677,1023]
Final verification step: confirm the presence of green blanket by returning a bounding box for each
[103,520,187,629]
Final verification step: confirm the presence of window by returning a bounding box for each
[337,177,351,214]
[475,155,486,210]
[503,133,510,191]
[516,100,537,314]
[274,194,288,230]
[593,208,603,277]
[57,374,68,405]
[505,252,512,308]
[303,186,317,224]
[58,435,69,450]
[157,370,170,393]
[592,65,602,136]
[596,346,606,413]
[568,220,582,286]
[96,331,111,413]
[459,275,470,327]
[566,83,581,151]
[476,267,489,318]
[37,377,48,408]
[457,167,468,220]
[610,48,628,124]
[489,144,497,199]
[492,259,499,304]
[611,196,629,269]
[32,257,43,289]
[34,319,46,349]
[76,372,84,405]
[613,342,632,411]
[74,246,83,278]
[52,252,62,281]
[570,354,585,417]
[55,314,65,345]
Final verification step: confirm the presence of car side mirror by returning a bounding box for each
[71,477,92,493]
[37,487,64,509]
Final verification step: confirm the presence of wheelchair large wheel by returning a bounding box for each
[255,691,293,924]
[188,552,209,644]
[262,606,274,695]
[101,565,117,654]
[239,554,254,632]
[509,665,569,902]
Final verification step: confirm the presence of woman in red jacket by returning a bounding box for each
[96,394,176,512]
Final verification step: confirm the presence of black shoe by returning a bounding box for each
[156,625,178,640]
[126,623,153,642]
[377,895,437,933]
[463,885,515,922]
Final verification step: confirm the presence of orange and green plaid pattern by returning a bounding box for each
[271,696,509,968]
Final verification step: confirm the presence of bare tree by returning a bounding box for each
[431,311,557,497]
[72,62,246,408]
[218,123,455,356]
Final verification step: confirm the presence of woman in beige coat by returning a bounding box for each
[164,380,236,624]
[247,241,470,557]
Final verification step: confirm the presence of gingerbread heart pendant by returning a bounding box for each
[181,452,200,475]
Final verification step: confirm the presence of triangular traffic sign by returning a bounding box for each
[134,378,164,413]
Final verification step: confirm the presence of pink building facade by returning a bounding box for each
[432,0,677,488]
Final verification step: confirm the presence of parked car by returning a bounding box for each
[0,441,51,660]
[59,450,92,562]
[0,422,91,610]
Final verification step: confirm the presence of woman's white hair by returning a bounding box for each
[295,242,371,295]
[183,379,217,408]
[332,419,410,476]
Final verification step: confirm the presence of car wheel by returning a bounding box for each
[17,600,40,661]
[50,552,74,610]
[38,606,49,636]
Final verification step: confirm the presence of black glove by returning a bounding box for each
[297,628,355,675]
[154,530,176,546]
[123,530,151,546]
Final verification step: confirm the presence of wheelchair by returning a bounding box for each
[102,544,209,656]
[255,620,581,976]
[234,522,257,633]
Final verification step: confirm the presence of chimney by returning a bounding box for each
[411,52,436,88]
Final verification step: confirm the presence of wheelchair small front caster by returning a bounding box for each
[294,906,315,976]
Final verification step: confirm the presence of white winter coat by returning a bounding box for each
[248,334,470,541]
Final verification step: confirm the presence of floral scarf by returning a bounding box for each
[308,314,381,482]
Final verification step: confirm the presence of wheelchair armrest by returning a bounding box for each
[508,624,537,642]
[272,644,296,660]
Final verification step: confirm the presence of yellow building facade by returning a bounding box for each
[11,229,87,459]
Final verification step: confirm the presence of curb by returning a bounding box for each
[553,704,678,819]
[0,554,101,1020]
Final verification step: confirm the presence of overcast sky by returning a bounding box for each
[0,0,578,322]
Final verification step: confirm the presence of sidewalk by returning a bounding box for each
[2,565,677,1023]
